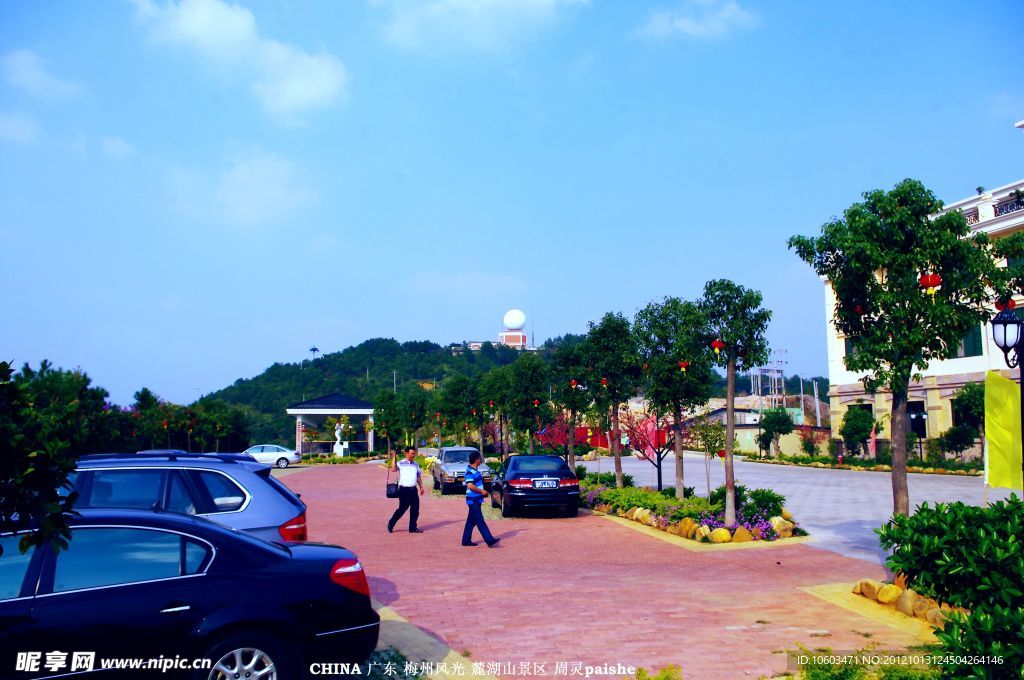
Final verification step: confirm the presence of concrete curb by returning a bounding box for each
[595,512,813,551]
[801,583,937,644]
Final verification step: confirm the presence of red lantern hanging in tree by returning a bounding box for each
[996,298,1018,311]
[489,400,494,408]
[919,273,942,296]
[710,339,725,354]
[471,408,477,416]
[600,377,608,387]
[533,399,540,408]
[677,360,689,372]
[569,379,578,389]
[853,304,865,316]
[716,449,726,458]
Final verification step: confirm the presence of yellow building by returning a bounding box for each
[825,179,1024,448]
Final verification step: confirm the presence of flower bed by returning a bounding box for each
[748,454,981,476]
[580,478,804,544]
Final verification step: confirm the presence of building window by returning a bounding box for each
[954,325,983,359]
[1009,255,1024,270]
[844,337,857,358]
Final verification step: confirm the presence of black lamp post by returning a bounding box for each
[909,412,928,461]
[990,306,1024,481]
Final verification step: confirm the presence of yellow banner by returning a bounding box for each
[984,371,1024,491]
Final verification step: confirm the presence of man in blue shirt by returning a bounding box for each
[462,451,499,547]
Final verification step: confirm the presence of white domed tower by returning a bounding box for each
[499,309,529,350]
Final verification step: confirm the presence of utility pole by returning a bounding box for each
[799,377,805,424]
[812,380,822,427]
[393,371,397,393]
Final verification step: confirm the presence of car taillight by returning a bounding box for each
[559,478,579,487]
[278,510,307,541]
[508,479,533,488]
[331,558,370,596]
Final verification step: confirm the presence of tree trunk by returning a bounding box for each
[568,415,576,470]
[724,357,738,526]
[479,422,485,458]
[528,429,534,455]
[890,383,911,516]
[772,434,781,458]
[673,405,685,499]
[611,405,624,488]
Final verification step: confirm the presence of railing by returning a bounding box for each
[963,209,980,225]
[995,198,1024,218]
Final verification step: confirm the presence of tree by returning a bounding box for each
[0,361,77,554]
[690,416,726,499]
[550,343,592,469]
[619,408,674,490]
[372,390,402,452]
[481,366,514,457]
[507,353,551,455]
[437,374,479,447]
[759,408,795,458]
[939,424,976,460]
[583,313,642,488]
[633,297,715,497]
[952,382,984,436]
[399,385,429,448]
[701,279,772,526]
[789,178,1024,515]
[840,407,875,456]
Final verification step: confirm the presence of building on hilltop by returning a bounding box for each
[824,178,1024,454]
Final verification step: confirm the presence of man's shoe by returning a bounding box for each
[410,528,424,533]
[486,538,501,548]
[387,524,394,534]
[461,541,477,546]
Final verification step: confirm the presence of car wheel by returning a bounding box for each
[490,489,500,508]
[432,475,440,491]
[501,493,514,518]
[565,504,579,518]
[198,633,299,680]
[275,457,289,469]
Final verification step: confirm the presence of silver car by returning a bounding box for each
[243,443,302,468]
[431,446,491,494]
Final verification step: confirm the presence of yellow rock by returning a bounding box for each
[732,526,754,543]
[769,516,795,539]
[913,597,937,619]
[895,589,918,616]
[710,528,733,543]
[666,523,679,535]
[634,508,651,523]
[696,525,711,542]
[858,579,883,601]
[877,584,903,605]
[852,581,862,595]
[781,507,793,521]
[686,523,699,540]
[678,517,695,538]
[625,507,639,520]
[926,607,947,628]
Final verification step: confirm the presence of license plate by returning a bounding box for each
[534,479,557,489]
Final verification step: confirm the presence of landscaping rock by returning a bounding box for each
[769,516,795,538]
[895,589,918,616]
[926,607,947,627]
[686,523,699,540]
[625,507,639,520]
[678,518,695,538]
[781,508,793,521]
[913,597,938,619]
[732,526,754,543]
[877,584,902,605]
[710,527,733,544]
[852,581,862,595]
[696,525,711,542]
[634,508,651,523]
[645,513,659,527]
[751,526,764,540]
[858,579,883,601]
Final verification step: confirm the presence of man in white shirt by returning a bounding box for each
[388,447,425,533]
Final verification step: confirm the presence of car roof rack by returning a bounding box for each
[78,452,255,463]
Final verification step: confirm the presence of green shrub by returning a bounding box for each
[746,488,786,519]
[939,424,977,459]
[596,487,712,522]
[710,484,747,509]
[924,439,944,465]
[585,471,634,488]
[574,464,587,480]
[658,486,694,499]
[934,606,1024,678]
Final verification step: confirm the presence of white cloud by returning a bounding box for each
[101,136,136,159]
[1,49,81,99]
[0,111,39,143]
[634,0,756,40]
[132,0,347,122]
[216,148,313,225]
[377,0,587,52]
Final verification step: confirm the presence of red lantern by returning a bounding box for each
[996,298,1018,311]
[533,399,540,408]
[643,363,649,371]
[716,449,726,458]
[600,377,608,387]
[853,304,865,316]
[442,419,447,426]
[489,400,494,408]
[678,360,689,372]
[710,339,725,354]
[570,379,578,389]
[919,273,942,296]
[435,411,441,419]
[471,408,477,416]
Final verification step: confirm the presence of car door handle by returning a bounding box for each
[160,605,191,614]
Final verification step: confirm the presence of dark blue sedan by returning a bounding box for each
[0,509,379,679]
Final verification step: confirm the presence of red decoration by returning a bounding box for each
[996,298,1018,311]
[716,449,726,458]
[677,360,689,372]
[471,409,477,416]
[570,379,578,389]
[435,411,441,419]
[853,304,864,316]
[919,273,942,296]
[710,339,725,354]
[533,399,540,407]
[489,400,494,408]
[600,377,608,387]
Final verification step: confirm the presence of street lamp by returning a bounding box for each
[909,412,928,461]
[990,306,1024,481]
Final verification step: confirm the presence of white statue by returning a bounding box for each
[335,421,343,445]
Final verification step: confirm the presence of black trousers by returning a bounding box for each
[388,486,419,531]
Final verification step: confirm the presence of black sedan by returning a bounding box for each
[489,454,580,517]
[0,509,379,679]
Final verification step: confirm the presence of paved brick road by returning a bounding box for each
[283,463,930,679]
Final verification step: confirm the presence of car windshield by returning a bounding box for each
[444,451,471,463]
[513,458,568,473]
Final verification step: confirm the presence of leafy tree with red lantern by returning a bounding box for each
[550,342,592,469]
[701,279,772,526]
[507,353,551,455]
[481,365,514,457]
[583,312,642,489]
[633,297,715,497]
[789,178,1024,516]
[437,374,480,448]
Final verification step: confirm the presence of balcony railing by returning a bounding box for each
[995,198,1024,218]
[963,209,980,225]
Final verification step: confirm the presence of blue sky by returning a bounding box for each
[1,0,1022,405]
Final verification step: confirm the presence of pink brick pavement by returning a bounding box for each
[286,464,922,679]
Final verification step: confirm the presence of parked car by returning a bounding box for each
[431,446,491,494]
[71,452,307,542]
[489,454,579,517]
[0,509,379,679]
[241,444,301,468]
